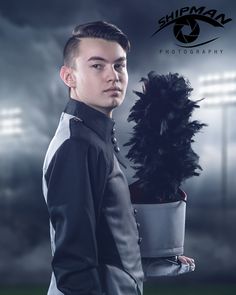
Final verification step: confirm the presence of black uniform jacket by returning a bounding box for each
[42,98,144,295]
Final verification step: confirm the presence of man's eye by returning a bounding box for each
[115,64,126,70]
[92,64,104,69]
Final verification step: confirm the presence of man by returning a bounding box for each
[42,21,144,295]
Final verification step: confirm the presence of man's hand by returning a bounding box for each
[178,255,195,266]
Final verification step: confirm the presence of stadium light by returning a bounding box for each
[199,71,236,107]
[0,107,23,136]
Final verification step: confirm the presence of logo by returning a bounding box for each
[152,6,232,48]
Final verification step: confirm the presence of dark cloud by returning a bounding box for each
[0,0,90,28]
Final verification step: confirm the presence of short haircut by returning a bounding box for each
[63,20,131,68]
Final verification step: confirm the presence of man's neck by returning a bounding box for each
[70,96,113,118]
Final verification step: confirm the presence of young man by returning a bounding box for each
[42,21,144,295]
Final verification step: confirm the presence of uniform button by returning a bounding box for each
[111,137,117,144]
[134,208,138,215]
[138,237,142,244]
[136,222,140,229]
[112,127,116,134]
[114,146,120,153]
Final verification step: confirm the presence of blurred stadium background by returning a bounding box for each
[0,0,236,294]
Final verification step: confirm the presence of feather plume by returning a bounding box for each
[124,72,207,202]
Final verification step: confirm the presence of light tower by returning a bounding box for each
[198,71,236,208]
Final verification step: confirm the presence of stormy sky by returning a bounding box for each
[0,0,236,286]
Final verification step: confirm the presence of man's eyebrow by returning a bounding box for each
[114,56,127,62]
[87,56,127,62]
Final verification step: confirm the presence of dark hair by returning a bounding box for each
[63,20,131,68]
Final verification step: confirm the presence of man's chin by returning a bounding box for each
[108,96,124,108]
[93,95,124,114]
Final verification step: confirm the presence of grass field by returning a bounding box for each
[0,284,236,295]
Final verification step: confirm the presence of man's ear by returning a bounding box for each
[60,66,76,88]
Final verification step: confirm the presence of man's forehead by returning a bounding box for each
[77,37,127,62]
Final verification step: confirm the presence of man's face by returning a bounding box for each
[70,37,128,116]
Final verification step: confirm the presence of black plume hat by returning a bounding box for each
[124,71,207,202]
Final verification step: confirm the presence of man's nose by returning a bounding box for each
[106,65,119,82]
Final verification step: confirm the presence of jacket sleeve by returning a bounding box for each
[44,138,108,295]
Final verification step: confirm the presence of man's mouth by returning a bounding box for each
[104,87,122,92]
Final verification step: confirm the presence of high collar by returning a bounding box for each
[63,98,115,142]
